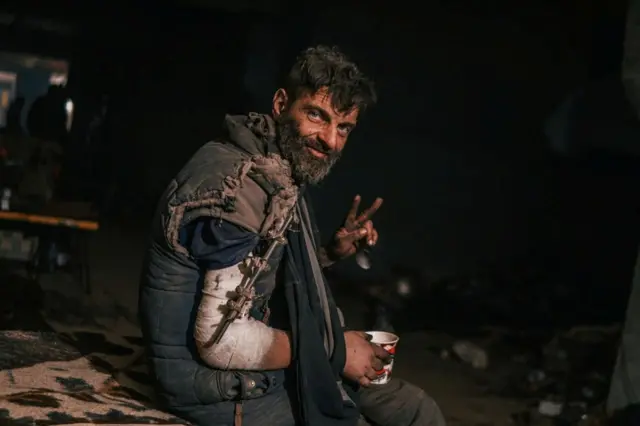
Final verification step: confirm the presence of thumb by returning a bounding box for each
[356,331,373,342]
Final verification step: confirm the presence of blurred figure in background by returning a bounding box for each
[4,96,25,135]
[27,85,68,146]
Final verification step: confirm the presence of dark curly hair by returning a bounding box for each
[283,45,377,115]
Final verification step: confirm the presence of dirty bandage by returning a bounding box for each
[194,263,276,370]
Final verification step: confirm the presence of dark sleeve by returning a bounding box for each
[179,218,260,270]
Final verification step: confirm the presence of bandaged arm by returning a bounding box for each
[194,263,292,370]
[180,219,291,370]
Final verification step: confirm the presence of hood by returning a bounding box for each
[222,112,279,157]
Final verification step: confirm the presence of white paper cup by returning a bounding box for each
[365,331,399,385]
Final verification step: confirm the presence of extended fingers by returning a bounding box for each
[346,195,362,224]
[356,197,383,224]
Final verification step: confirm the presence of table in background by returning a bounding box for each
[0,201,99,294]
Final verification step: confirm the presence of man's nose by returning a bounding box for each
[317,126,340,151]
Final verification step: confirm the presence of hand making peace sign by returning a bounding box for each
[325,195,384,262]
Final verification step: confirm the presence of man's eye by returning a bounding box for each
[338,126,352,135]
[307,110,320,120]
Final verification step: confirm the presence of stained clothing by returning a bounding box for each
[140,112,447,426]
[139,113,358,426]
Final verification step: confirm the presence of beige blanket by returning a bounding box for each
[0,321,187,425]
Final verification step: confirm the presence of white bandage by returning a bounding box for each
[194,260,276,370]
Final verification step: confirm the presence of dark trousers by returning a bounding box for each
[171,378,446,426]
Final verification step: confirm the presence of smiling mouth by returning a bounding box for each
[306,146,328,159]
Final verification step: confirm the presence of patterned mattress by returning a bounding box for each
[0,275,190,426]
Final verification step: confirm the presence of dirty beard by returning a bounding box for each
[276,115,341,185]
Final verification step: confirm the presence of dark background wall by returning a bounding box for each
[2,0,638,303]
[297,2,639,293]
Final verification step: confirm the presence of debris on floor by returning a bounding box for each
[437,325,620,425]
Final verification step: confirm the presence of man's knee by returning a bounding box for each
[359,379,445,426]
[412,389,446,426]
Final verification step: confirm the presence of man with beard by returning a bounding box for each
[139,45,445,426]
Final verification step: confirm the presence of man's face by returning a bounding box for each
[272,87,359,184]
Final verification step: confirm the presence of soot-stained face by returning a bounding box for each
[272,87,359,184]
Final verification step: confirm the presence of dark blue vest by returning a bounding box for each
[139,141,288,412]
